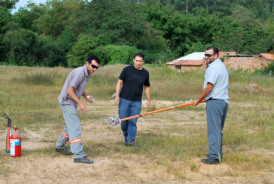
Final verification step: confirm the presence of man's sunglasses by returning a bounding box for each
[91,64,99,69]
[204,53,215,57]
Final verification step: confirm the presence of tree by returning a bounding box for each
[34,0,86,37]
[185,41,211,55]
[0,0,18,10]
[213,27,270,54]
[239,0,272,20]
[66,34,99,67]
[0,6,13,62]
[2,22,41,65]
[14,2,46,31]
[103,44,138,65]
[229,5,261,27]
[142,4,237,57]
[39,35,67,67]
[86,0,147,46]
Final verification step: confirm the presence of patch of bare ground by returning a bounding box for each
[0,100,274,183]
[246,148,274,157]
[2,153,273,184]
[245,81,263,92]
[142,99,206,109]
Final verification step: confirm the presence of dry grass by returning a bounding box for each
[0,65,274,183]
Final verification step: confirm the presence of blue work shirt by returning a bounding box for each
[204,58,229,104]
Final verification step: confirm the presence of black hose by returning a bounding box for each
[2,114,11,127]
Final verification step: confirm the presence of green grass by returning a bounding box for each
[1,65,274,182]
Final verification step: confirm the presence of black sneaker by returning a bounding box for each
[201,157,220,165]
[55,147,73,155]
[74,156,93,164]
[206,154,223,160]
[125,141,141,147]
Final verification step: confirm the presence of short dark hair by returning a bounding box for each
[86,54,100,65]
[206,46,219,56]
[134,52,144,60]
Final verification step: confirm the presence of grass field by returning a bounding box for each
[0,65,274,183]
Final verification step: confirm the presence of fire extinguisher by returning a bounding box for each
[3,114,11,153]
[10,126,21,157]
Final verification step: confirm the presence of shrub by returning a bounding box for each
[67,34,98,67]
[104,45,138,65]
[262,61,274,75]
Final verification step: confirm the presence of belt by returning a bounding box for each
[207,97,217,101]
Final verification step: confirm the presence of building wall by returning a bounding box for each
[179,60,207,72]
[167,56,273,72]
[223,57,273,71]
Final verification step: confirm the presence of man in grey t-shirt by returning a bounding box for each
[194,46,229,165]
[55,54,100,164]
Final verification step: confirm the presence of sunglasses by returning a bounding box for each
[91,64,99,69]
[204,53,215,57]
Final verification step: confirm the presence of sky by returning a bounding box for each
[11,0,48,14]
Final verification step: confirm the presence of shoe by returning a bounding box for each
[74,156,93,164]
[201,157,220,164]
[55,147,73,155]
[125,141,141,147]
[206,154,223,160]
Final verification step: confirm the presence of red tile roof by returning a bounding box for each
[259,53,274,60]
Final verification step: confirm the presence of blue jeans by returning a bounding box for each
[206,99,228,160]
[118,98,142,144]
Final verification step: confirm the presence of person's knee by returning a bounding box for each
[129,121,137,127]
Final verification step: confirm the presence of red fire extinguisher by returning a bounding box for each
[3,114,12,153]
[10,126,21,157]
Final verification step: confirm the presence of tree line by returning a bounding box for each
[0,0,274,67]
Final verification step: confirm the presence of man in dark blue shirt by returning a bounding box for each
[114,52,151,146]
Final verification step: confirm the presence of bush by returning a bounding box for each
[91,46,109,66]
[2,25,41,66]
[40,35,67,67]
[262,61,274,75]
[91,45,174,66]
[67,34,98,67]
[104,45,138,65]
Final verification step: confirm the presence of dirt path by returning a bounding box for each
[0,100,273,183]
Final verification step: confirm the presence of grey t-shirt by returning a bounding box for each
[58,65,90,105]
